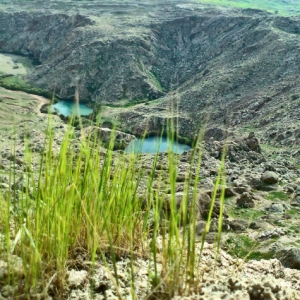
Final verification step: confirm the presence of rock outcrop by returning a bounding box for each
[1,1,300,148]
[83,126,135,150]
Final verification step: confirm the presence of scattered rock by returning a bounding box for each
[266,203,286,214]
[249,220,273,230]
[280,248,300,270]
[0,183,9,189]
[261,171,279,184]
[259,228,285,240]
[0,256,24,280]
[291,196,300,207]
[68,270,89,288]
[236,192,255,208]
[224,187,237,197]
[1,285,14,298]
[227,219,249,232]
[199,193,228,220]
[233,186,250,194]
[245,132,261,153]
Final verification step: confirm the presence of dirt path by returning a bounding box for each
[28,94,50,116]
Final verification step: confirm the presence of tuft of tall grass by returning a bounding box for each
[0,99,228,299]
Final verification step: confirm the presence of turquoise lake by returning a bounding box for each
[51,101,93,117]
[125,136,191,154]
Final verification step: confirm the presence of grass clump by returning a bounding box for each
[225,235,257,258]
[225,235,275,261]
[286,208,300,216]
[267,191,289,201]
[229,207,265,220]
[0,194,8,233]
[0,106,229,299]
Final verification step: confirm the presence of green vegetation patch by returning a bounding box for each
[104,98,149,108]
[0,52,51,98]
[146,70,164,92]
[225,235,275,260]
[288,227,300,234]
[0,75,52,98]
[240,124,257,133]
[0,52,36,85]
[0,194,8,233]
[291,94,300,101]
[0,53,30,75]
[229,207,265,220]
[267,191,289,201]
[199,0,300,15]
[286,208,300,216]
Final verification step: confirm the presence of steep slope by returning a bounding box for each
[0,1,300,148]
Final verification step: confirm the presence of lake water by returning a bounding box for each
[125,136,191,154]
[51,100,93,117]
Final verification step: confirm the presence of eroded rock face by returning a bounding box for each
[83,126,135,150]
[1,1,300,147]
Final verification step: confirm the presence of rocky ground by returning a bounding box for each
[1,101,300,298]
[51,242,300,299]
[128,131,300,263]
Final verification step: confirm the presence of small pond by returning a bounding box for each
[125,136,191,154]
[51,100,93,117]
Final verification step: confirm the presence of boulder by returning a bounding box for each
[249,220,273,230]
[195,220,221,234]
[245,132,261,153]
[67,270,88,288]
[259,228,285,240]
[291,196,300,207]
[280,248,300,269]
[224,187,237,197]
[236,192,255,208]
[195,221,206,235]
[266,203,286,214]
[249,174,278,191]
[264,162,277,172]
[198,178,214,190]
[227,219,249,231]
[233,186,250,194]
[198,192,228,220]
[164,192,203,221]
[285,185,295,193]
[261,171,279,184]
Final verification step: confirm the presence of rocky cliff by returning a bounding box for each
[1,0,300,147]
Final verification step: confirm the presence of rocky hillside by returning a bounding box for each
[0,1,300,148]
[2,1,300,299]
